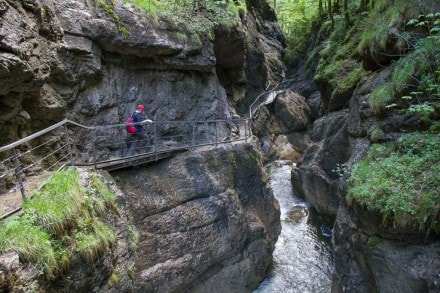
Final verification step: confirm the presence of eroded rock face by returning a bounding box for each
[1,0,283,290]
[290,110,350,222]
[0,143,280,291]
[296,64,440,291]
[113,142,281,292]
[0,0,284,146]
[252,89,312,162]
[332,201,440,293]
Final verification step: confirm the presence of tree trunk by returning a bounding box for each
[343,0,350,28]
[319,0,323,17]
[334,0,340,12]
[327,0,334,27]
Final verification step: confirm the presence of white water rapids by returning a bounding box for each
[254,160,334,293]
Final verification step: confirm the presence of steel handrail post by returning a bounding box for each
[12,148,26,201]
[63,124,74,166]
[192,121,195,146]
[154,122,158,161]
[245,119,248,142]
[205,121,208,144]
[215,121,218,146]
[93,134,97,169]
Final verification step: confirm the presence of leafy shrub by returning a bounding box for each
[347,131,440,232]
[369,35,439,116]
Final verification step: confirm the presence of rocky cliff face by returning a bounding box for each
[1,0,284,291]
[0,0,284,146]
[329,69,440,293]
[288,7,440,293]
[113,142,280,292]
[0,143,280,291]
[251,89,314,162]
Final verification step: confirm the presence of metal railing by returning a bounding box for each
[248,83,281,119]
[1,82,285,219]
[0,118,250,219]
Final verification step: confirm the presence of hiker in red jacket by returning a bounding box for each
[125,104,152,156]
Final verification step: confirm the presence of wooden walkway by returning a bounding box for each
[78,148,187,171]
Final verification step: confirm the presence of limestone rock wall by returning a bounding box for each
[0,0,285,146]
[112,142,280,292]
[0,143,280,292]
[290,44,440,293]
[0,0,284,291]
[252,89,313,162]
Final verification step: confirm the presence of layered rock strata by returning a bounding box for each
[113,142,280,292]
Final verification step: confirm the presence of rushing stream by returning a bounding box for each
[254,160,334,293]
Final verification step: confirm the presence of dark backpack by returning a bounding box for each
[125,115,136,134]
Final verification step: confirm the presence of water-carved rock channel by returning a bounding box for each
[255,161,334,292]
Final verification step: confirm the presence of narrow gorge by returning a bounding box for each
[0,0,439,292]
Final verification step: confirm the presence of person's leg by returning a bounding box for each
[137,132,150,153]
[125,134,138,156]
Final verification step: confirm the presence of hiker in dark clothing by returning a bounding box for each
[125,104,152,156]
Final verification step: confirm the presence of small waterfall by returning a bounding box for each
[254,160,334,293]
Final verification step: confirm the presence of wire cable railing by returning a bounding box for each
[1,82,285,220]
[0,118,250,219]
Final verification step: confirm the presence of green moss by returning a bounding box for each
[108,270,120,287]
[96,0,129,38]
[347,131,440,231]
[316,56,366,104]
[90,172,119,215]
[226,188,237,197]
[370,127,384,142]
[367,235,382,248]
[244,151,257,164]
[331,61,365,97]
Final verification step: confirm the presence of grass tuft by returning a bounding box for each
[127,224,140,253]
[75,220,116,264]
[0,168,118,279]
[24,168,83,236]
